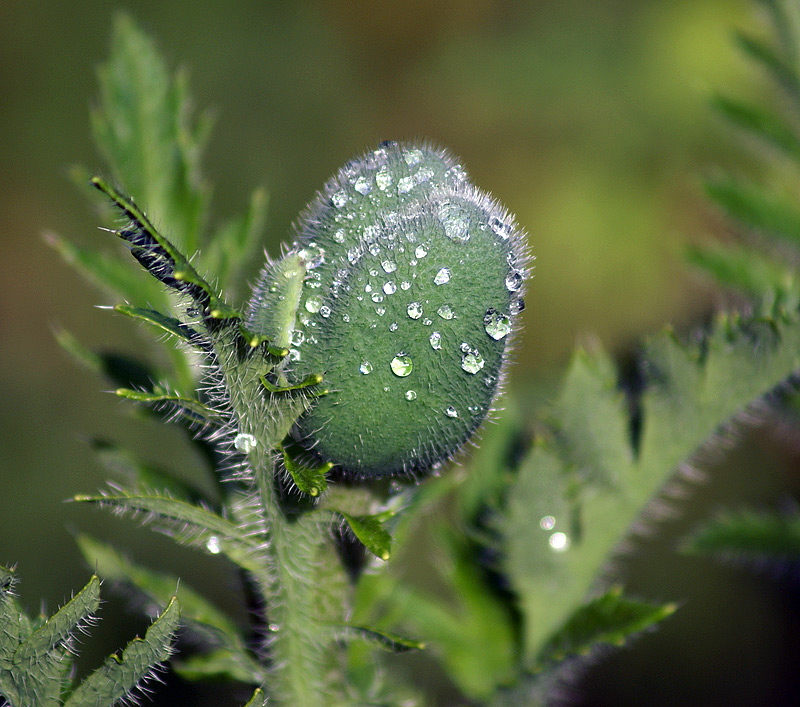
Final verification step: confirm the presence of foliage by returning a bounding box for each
[9,3,797,706]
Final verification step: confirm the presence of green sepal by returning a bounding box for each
[115,387,218,424]
[534,587,676,669]
[114,303,199,343]
[63,596,180,707]
[91,176,240,321]
[239,323,289,357]
[281,441,332,497]
[72,491,263,574]
[13,575,101,671]
[332,510,393,561]
[684,509,800,561]
[338,624,425,653]
[261,372,324,394]
[173,648,264,684]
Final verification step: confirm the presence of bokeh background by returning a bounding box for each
[3,0,800,704]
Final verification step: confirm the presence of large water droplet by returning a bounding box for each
[381,259,397,273]
[437,304,455,320]
[438,202,470,242]
[434,267,451,285]
[234,433,258,453]
[484,308,511,340]
[383,281,397,295]
[403,148,423,166]
[320,305,331,318]
[445,406,459,418]
[398,176,414,194]
[407,302,423,319]
[505,270,523,292]
[549,532,570,552]
[332,190,348,208]
[290,329,305,346]
[510,297,525,315]
[415,244,428,259]
[305,297,321,313]
[376,167,393,191]
[490,216,512,240]
[390,354,413,377]
[404,390,417,401]
[371,292,384,303]
[359,361,373,375]
[430,331,442,350]
[461,349,485,374]
[298,243,325,269]
[354,175,372,195]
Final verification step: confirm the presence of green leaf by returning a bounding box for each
[686,242,797,300]
[535,587,675,668]
[64,596,180,707]
[704,174,800,245]
[14,576,101,671]
[281,442,331,497]
[684,508,800,561]
[73,490,264,574]
[334,511,392,561]
[45,231,167,307]
[173,648,263,684]
[92,12,210,255]
[114,304,199,343]
[115,387,219,425]
[338,625,424,653]
[712,94,800,158]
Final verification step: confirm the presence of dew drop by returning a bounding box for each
[437,304,455,320]
[390,354,413,377]
[305,297,321,313]
[320,305,331,318]
[369,243,381,256]
[484,308,511,340]
[416,166,434,184]
[390,321,398,331]
[510,297,526,315]
[371,292,384,303]
[460,342,471,353]
[383,281,397,295]
[234,433,258,453]
[398,176,414,194]
[206,536,221,554]
[484,374,497,388]
[404,390,417,401]
[381,259,397,273]
[333,229,346,243]
[403,148,423,165]
[434,267,451,285]
[332,189,348,208]
[490,216,512,240]
[359,361,373,375]
[376,167,393,191]
[342,313,350,323]
[505,270,523,292]
[429,331,442,350]
[354,175,372,195]
[347,247,360,264]
[376,306,386,316]
[422,318,432,325]
[290,329,305,346]
[539,516,556,531]
[407,302,423,319]
[415,244,428,259]
[438,202,471,242]
[549,532,570,552]
[461,349,485,375]
[400,280,412,291]
[445,406,459,418]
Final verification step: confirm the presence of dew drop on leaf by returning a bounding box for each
[234,433,258,453]
[445,406,458,418]
[404,390,417,401]
[434,267,451,285]
[438,202,470,242]
[407,302,423,319]
[430,331,442,349]
[359,361,373,375]
[484,308,511,340]
[390,354,413,377]
[437,304,454,320]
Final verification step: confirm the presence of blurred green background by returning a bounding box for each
[3,0,800,704]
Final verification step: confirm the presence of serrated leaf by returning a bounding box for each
[704,174,800,245]
[73,491,263,574]
[92,13,209,255]
[684,508,800,561]
[14,576,100,670]
[712,94,800,158]
[114,304,199,343]
[334,510,392,561]
[535,587,675,668]
[64,596,180,707]
[339,625,424,653]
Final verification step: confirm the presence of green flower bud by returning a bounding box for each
[248,142,529,478]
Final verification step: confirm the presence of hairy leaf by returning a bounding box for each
[63,596,180,707]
